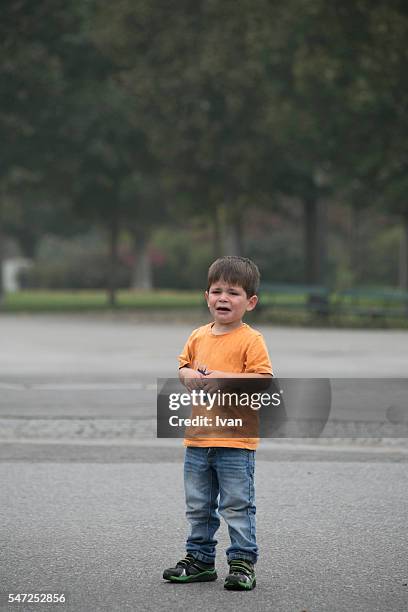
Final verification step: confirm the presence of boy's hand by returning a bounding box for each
[204,370,224,378]
[200,370,229,393]
[179,367,205,392]
[200,370,272,392]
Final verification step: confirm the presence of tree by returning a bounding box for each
[93,0,288,256]
[0,0,87,300]
[286,1,408,287]
[1,0,165,302]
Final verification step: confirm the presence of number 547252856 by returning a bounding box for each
[8,593,66,604]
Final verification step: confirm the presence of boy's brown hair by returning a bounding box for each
[207,256,260,297]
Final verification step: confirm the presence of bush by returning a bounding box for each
[152,227,213,289]
[21,234,131,289]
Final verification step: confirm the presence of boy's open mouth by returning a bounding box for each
[216,306,231,312]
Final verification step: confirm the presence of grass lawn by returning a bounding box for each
[2,289,204,312]
[1,289,407,328]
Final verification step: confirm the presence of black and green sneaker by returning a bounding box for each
[163,553,217,583]
[224,559,256,591]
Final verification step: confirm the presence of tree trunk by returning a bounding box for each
[349,204,362,285]
[107,215,119,307]
[303,197,327,285]
[0,225,4,306]
[212,205,222,259]
[224,208,244,256]
[131,231,152,290]
[319,199,328,285]
[399,211,408,292]
[304,197,317,283]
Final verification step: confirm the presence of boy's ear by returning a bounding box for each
[204,290,209,306]
[246,295,258,311]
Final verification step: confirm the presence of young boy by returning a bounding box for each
[163,256,273,591]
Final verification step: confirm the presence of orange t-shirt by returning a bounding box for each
[178,322,273,450]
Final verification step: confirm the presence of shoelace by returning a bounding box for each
[229,560,253,577]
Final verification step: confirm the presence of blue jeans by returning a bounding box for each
[184,446,257,564]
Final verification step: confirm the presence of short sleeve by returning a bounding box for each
[178,337,192,369]
[244,334,273,375]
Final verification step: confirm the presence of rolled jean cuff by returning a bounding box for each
[228,552,257,564]
[187,550,215,565]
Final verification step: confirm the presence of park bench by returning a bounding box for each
[331,288,408,318]
[259,284,408,319]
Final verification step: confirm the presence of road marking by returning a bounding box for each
[0,437,407,453]
[0,382,25,390]
[33,383,147,390]
[0,382,156,391]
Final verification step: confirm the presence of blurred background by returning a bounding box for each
[1,0,408,323]
[2,7,408,608]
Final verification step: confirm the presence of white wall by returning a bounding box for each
[1,258,32,292]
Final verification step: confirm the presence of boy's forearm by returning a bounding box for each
[178,366,189,383]
[211,371,272,379]
[206,371,272,392]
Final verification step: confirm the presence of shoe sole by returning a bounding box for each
[224,578,256,591]
[164,570,218,583]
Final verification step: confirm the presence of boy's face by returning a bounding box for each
[205,280,258,326]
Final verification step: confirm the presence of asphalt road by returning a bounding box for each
[1,315,408,442]
[1,315,408,611]
[1,457,407,612]
[1,313,408,379]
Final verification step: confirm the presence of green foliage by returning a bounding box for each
[21,233,131,289]
[2,0,408,299]
[151,227,212,289]
[247,231,303,284]
[92,1,288,219]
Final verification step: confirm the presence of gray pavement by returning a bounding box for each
[1,459,407,612]
[1,314,408,443]
[1,314,408,611]
[1,313,408,378]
